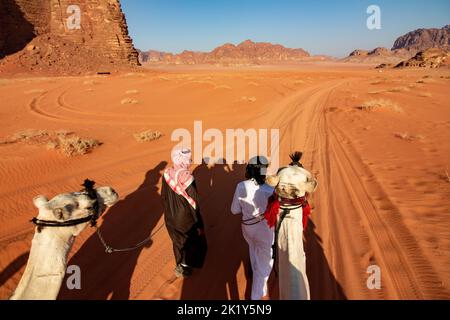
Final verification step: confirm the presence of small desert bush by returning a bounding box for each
[394,132,424,141]
[418,92,432,98]
[444,170,450,183]
[1,129,101,156]
[24,89,46,94]
[12,129,49,141]
[134,130,163,142]
[241,96,257,103]
[370,80,384,85]
[357,99,402,112]
[125,89,139,95]
[121,98,139,105]
[387,87,409,93]
[368,90,385,95]
[83,80,97,85]
[58,135,101,156]
[215,85,232,90]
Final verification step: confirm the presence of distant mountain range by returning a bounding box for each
[138,40,328,65]
[344,25,450,65]
[139,25,449,68]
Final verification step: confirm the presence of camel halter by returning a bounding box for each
[31,180,101,232]
[30,179,165,254]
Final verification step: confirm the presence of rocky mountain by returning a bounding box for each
[0,0,139,74]
[395,48,449,68]
[392,25,450,52]
[139,40,311,65]
[345,25,450,67]
[344,47,411,64]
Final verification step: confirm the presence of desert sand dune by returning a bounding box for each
[0,65,449,299]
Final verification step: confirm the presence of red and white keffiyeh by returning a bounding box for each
[164,148,197,209]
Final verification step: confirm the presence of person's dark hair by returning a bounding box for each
[246,156,269,185]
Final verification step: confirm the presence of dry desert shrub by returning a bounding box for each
[358,99,402,112]
[387,87,410,93]
[12,129,49,141]
[122,73,146,78]
[24,89,46,94]
[215,85,232,90]
[1,129,101,156]
[445,170,450,183]
[394,132,424,141]
[134,130,163,142]
[418,92,432,98]
[368,90,385,95]
[241,96,257,103]
[0,79,11,86]
[121,98,139,105]
[83,80,97,85]
[58,135,101,156]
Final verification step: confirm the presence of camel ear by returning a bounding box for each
[266,175,280,187]
[305,179,318,193]
[33,196,49,209]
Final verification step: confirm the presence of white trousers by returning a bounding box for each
[242,222,274,300]
[277,207,310,300]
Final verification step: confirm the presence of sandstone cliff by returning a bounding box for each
[392,25,450,52]
[0,0,139,74]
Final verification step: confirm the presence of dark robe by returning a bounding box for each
[161,179,207,269]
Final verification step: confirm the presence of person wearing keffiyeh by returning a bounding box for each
[161,148,207,278]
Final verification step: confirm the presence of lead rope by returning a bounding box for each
[95,222,166,254]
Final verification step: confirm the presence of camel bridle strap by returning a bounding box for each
[31,179,100,232]
[31,215,95,228]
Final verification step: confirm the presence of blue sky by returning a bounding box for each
[121,0,450,57]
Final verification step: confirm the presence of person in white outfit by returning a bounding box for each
[231,156,275,300]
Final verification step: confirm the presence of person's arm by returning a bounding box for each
[230,184,242,215]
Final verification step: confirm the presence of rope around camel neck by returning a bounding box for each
[95,222,166,254]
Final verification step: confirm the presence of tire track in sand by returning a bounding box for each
[280,80,449,299]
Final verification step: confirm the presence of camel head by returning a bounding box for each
[32,184,118,235]
[266,152,318,199]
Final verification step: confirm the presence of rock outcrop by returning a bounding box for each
[395,48,450,68]
[139,40,310,65]
[392,25,450,53]
[344,47,411,64]
[0,0,139,74]
[345,25,450,67]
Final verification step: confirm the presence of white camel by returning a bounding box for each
[10,181,118,300]
[266,152,318,300]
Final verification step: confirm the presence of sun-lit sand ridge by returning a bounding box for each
[0,63,449,299]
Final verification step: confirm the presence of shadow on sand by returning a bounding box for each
[305,220,347,300]
[0,252,29,290]
[180,159,253,300]
[58,161,167,300]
